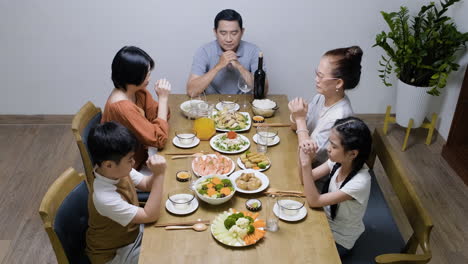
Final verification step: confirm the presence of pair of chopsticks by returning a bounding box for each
[154,219,210,227]
[264,188,305,198]
[253,123,291,127]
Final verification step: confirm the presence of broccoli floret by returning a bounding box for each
[247,225,255,234]
[221,179,232,187]
[224,218,236,230]
[201,185,208,190]
[198,189,207,195]
[215,184,224,191]
[245,216,254,223]
[235,213,244,219]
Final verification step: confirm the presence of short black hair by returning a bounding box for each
[214,9,243,30]
[88,121,137,166]
[111,46,154,91]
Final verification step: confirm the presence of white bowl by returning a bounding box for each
[180,99,204,119]
[193,175,236,205]
[251,99,279,117]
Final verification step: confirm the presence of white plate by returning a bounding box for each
[252,133,280,146]
[211,211,265,247]
[215,102,240,112]
[213,111,252,132]
[172,136,200,148]
[210,133,250,154]
[273,201,307,221]
[191,154,235,177]
[165,194,199,215]
[229,169,270,194]
[236,157,271,172]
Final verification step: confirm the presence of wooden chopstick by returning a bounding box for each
[253,123,291,127]
[164,152,198,155]
[154,220,211,227]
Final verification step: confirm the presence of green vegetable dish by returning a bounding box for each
[196,176,234,198]
[214,134,249,152]
[213,111,249,131]
[223,212,256,235]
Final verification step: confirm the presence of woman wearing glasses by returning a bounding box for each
[289,46,363,164]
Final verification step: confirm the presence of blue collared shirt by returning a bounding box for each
[190,40,265,94]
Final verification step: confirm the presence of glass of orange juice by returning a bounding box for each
[193,102,216,140]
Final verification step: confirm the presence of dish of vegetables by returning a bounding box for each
[212,110,251,132]
[211,208,266,247]
[195,176,235,199]
[210,132,250,154]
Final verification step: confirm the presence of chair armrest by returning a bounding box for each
[375,253,431,264]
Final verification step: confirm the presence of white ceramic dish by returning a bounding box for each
[229,169,270,194]
[172,136,200,148]
[165,194,199,215]
[213,111,251,132]
[210,133,250,154]
[215,102,240,112]
[236,157,271,172]
[193,175,236,205]
[191,154,235,177]
[211,210,265,247]
[273,200,307,221]
[252,133,280,146]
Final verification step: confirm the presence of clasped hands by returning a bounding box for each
[218,51,241,69]
[288,97,308,122]
[299,139,318,167]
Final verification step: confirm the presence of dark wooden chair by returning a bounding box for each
[71,101,102,189]
[345,128,433,263]
[39,167,90,264]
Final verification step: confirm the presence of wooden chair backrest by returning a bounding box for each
[71,101,101,188]
[371,128,433,264]
[39,167,85,264]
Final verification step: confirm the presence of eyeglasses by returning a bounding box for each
[315,69,340,81]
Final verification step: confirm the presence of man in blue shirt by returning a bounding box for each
[187,9,268,96]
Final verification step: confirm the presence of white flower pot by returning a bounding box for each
[395,79,432,128]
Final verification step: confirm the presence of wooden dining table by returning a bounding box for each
[139,94,341,264]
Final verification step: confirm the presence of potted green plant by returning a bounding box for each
[374,0,468,127]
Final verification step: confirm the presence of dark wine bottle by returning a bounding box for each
[254,52,266,99]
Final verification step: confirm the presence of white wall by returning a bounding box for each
[1,0,467,139]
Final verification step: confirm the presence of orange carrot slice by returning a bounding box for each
[253,220,266,228]
[211,177,222,185]
[207,188,216,196]
[220,187,231,196]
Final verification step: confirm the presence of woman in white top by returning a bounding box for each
[289,46,363,163]
[298,117,372,258]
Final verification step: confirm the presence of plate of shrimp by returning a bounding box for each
[191,153,235,177]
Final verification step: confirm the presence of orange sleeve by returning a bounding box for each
[136,89,171,123]
[104,100,169,148]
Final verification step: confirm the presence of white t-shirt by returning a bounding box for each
[93,169,144,227]
[324,160,371,249]
[306,94,353,163]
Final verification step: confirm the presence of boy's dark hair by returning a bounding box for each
[324,46,363,90]
[111,46,154,91]
[88,121,137,166]
[214,9,243,30]
[322,116,372,220]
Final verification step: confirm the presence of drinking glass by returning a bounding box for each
[265,195,279,232]
[238,76,252,109]
[256,126,269,153]
[188,92,206,119]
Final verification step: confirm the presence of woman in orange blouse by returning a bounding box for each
[102,46,171,169]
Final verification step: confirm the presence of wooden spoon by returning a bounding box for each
[165,223,208,232]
